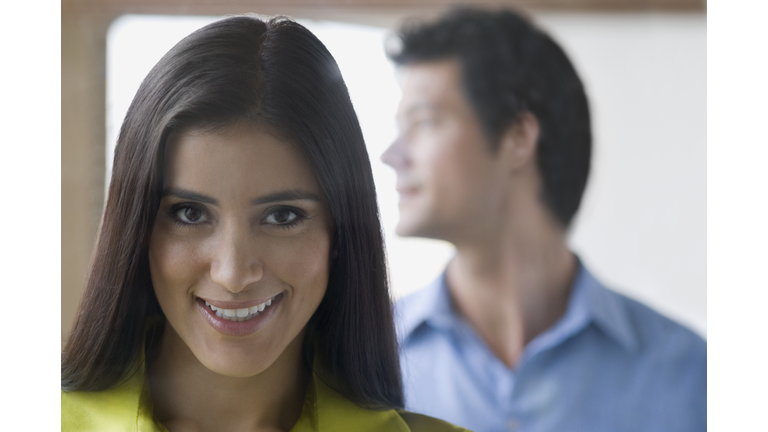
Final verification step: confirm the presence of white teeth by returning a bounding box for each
[205,296,276,322]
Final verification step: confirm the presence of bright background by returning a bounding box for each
[107,13,706,336]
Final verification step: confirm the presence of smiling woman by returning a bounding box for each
[149,124,333,379]
[60,15,465,432]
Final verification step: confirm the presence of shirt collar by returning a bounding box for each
[396,271,456,340]
[577,263,639,352]
[397,259,638,353]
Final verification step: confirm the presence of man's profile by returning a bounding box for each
[382,7,706,432]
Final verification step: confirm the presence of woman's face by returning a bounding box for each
[149,122,333,378]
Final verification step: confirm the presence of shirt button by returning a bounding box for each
[506,418,520,431]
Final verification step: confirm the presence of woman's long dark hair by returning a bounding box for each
[61,15,403,409]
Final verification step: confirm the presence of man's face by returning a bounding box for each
[381,60,507,243]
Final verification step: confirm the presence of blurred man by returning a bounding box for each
[381,8,705,432]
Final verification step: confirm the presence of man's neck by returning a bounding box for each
[445,211,576,369]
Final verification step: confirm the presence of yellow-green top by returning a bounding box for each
[61,361,469,432]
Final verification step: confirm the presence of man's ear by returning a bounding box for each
[498,111,539,171]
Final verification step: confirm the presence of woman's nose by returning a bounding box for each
[209,227,263,293]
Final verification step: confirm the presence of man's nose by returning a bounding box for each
[209,226,263,293]
[381,136,408,170]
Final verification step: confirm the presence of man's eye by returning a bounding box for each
[175,206,206,224]
[414,117,437,128]
[264,208,300,225]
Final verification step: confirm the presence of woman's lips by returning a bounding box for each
[199,295,278,319]
[197,293,283,336]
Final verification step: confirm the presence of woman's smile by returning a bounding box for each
[201,295,278,322]
[148,122,333,378]
[195,293,283,337]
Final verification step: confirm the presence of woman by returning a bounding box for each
[61,15,466,432]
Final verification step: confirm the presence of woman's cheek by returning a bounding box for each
[266,229,331,289]
[149,232,206,292]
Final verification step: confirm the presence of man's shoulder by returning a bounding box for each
[591,283,706,374]
[589,284,706,422]
[612,288,704,346]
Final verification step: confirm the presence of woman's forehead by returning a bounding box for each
[163,122,321,200]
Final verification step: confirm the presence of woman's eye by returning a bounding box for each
[174,206,207,224]
[264,208,301,225]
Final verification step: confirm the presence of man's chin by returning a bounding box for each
[395,217,442,240]
[394,217,423,238]
[395,203,449,239]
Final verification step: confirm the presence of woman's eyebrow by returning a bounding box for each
[162,187,217,205]
[252,190,321,205]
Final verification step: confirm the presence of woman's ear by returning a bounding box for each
[498,111,540,171]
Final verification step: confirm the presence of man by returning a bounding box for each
[381,8,705,432]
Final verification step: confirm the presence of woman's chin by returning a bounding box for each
[193,344,280,379]
[204,362,272,379]
[193,330,307,380]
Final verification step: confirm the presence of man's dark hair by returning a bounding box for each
[61,15,403,410]
[388,7,592,227]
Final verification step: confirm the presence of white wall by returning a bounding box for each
[537,13,706,336]
[107,12,706,337]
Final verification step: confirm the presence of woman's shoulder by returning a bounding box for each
[62,388,130,431]
[61,370,164,432]
[308,373,469,432]
[397,410,472,432]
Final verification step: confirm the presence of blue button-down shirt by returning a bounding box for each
[396,263,706,432]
